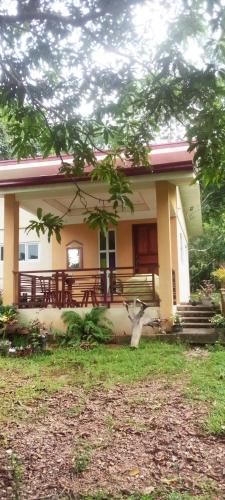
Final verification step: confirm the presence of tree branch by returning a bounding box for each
[0,10,104,28]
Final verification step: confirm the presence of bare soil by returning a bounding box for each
[0,379,225,499]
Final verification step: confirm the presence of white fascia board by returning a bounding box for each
[179,182,203,237]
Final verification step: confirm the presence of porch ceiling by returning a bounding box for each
[0,166,202,233]
[18,183,158,223]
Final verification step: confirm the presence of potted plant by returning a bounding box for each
[209,314,225,343]
[172,313,183,332]
[198,280,215,307]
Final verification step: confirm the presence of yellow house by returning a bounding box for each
[0,142,202,332]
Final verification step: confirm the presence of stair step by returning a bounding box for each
[182,317,213,323]
[177,305,219,312]
[182,322,213,328]
[182,327,215,334]
[181,311,215,318]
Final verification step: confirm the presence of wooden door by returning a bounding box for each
[133,224,158,274]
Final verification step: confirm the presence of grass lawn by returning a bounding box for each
[0,340,225,499]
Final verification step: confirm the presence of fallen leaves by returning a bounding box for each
[0,380,224,499]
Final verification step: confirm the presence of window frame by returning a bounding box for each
[99,229,116,269]
[27,242,40,261]
[19,243,26,261]
[0,242,40,262]
[19,242,40,262]
[67,247,83,270]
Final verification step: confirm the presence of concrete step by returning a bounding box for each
[181,322,213,329]
[178,309,215,316]
[182,327,215,334]
[177,305,219,312]
[180,314,213,322]
[182,317,213,323]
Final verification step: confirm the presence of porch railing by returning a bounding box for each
[16,267,160,309]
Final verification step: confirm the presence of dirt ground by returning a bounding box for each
[0,379,225,499]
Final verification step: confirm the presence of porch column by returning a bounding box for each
[3,194,19,305]
[156,181,173,319]
[169,184,180,304]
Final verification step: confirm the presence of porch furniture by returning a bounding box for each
[80,274,103,307]
[39,276,57,307]
[52,272,79,308]
[65,276,79,307]
[81,288,99,307]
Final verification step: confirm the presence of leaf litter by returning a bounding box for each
[0,379,225,499]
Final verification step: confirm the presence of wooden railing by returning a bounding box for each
[17,267,160,309]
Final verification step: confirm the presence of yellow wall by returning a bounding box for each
[52,218,156,270]
[52,223,99,269]
[156,181,173,318]
[170,216,180,303]
[3,194,19,305]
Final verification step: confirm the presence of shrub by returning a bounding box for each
[61,307,113,345]
[27,319,48,352]
[0,305,18,336]
[209,314,225,329]
[212,267,225,285]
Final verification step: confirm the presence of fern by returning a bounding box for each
[61,307,113,345]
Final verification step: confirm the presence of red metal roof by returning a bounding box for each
[0,142,194,189]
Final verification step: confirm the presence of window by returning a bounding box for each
[0,243,39,262]
[99,230,116,269]
[19,242,39,261]
[67,247,83,269]
[19,243,25,261]
[28,243,39,260]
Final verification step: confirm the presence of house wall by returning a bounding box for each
[52,218,158,270]
[0,199,52,291]
[51,215,180,306]
[176,188,190,302]
[18,305,160,336]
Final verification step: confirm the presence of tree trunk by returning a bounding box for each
[124,299,160,348]
[130,316,145,348]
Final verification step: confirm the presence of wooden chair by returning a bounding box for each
[81,275,101,307]
[39,277,57,307]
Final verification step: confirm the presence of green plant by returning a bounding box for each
[212,267,225,286]
[28,319,48,352]
[61,307,113,345]
[198,280,215,298]
[173,314,183,326]
[0,339,11,356]
[0,305,18,337]
[73,448,92,474]
[209,314,225,329]
[9,452,23,499]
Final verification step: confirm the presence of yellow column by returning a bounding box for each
[169,184,180,304]
[156,181,173,319]
[3,194,19,305]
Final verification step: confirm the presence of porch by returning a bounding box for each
[17,266,176,309]
[2,175,195,319]
[0,143,203,319]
